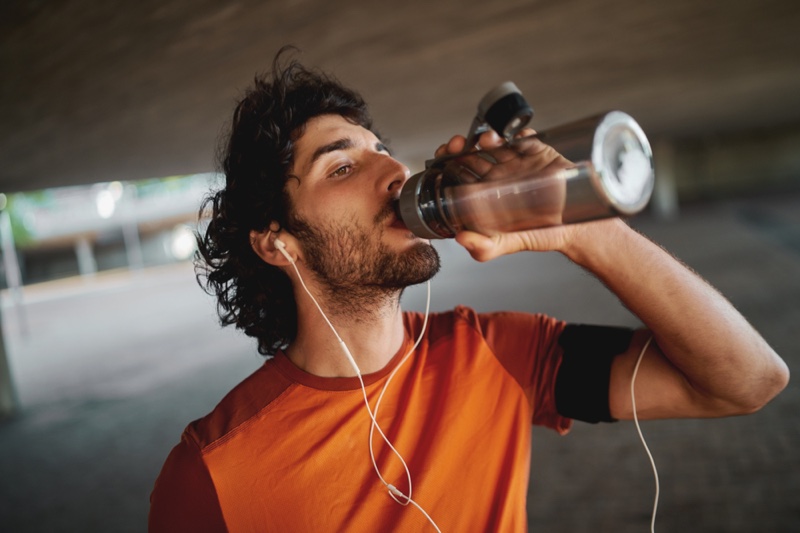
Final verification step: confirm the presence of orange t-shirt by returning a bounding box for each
[149,306,570,532]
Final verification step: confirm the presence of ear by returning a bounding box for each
[249,227,300,267]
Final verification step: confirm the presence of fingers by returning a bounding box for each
[436,127,538,157]
[515,127,536,138]
[456,230,536,262]
[456,225,576,261]
[435,135,467,158]
[433,128,567,183]
[476,130,503,149]
[474,129,539,165]
[455,231,501,262]
[456,230,544,262]
[434,129,506,159]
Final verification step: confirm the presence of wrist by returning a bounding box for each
[559,218,632,266]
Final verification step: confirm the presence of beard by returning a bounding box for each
[287,202,440,317]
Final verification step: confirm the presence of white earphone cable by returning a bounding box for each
[631,334,659,533]
[369,279,432,505]
[286,254,440,531]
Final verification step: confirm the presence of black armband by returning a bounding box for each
[554,324,635,423]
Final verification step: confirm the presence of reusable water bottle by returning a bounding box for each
[397,84,655,239]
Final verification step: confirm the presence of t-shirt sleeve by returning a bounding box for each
[149,434,227,532]
[476,309,571,434]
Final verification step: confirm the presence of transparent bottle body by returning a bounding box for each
[398,111,655,239]
[441,164,588,235]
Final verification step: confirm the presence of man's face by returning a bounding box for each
[284,114,440,299]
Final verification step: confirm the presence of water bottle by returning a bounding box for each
[397,83,655,239]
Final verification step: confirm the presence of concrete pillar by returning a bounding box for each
[75,236,97,277]
[652,140,680,220]
[0,314,17,419]
[123,222,144,271]
[0,208,19,418]
[122,185,144,271]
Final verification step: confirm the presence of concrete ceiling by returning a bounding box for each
[2,0,799,193]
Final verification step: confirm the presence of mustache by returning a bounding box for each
[375,198,401,225]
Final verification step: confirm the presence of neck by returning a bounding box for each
[287,277,407,377]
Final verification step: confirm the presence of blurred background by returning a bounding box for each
[0,0,798,531]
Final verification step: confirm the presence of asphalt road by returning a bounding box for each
[1,194,798,532]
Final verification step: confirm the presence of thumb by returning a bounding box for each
[455,231,511,262]
[457,228,566,261]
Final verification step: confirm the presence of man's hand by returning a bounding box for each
[434,129,613,262]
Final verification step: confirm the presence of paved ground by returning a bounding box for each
[0,194,798,532]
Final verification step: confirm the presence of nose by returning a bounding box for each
[379,155,411,196]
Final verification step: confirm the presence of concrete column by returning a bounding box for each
[0,316,17,419]
[122,185,144,271]
[0,209,28,338]
[0,208,19,418]
[75,236,97,277]
[123,222,144,271]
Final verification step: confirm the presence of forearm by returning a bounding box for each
[563,218,789,415]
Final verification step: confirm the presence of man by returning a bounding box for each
[149,54,788,531]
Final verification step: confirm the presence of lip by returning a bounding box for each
[389,216,408,231]
[388,198,408,230]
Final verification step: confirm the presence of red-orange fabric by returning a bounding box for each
[149,306,570,532]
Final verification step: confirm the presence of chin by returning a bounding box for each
[400,241,441,284]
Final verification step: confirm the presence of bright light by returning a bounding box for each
[108,181,124,201]
[96,190,116,219]
[170,224,196,260]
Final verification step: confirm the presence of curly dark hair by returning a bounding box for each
[195,50,375,356]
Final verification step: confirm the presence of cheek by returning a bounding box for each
[304,188,376,225]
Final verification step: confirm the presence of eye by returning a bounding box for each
[329,164,352,178]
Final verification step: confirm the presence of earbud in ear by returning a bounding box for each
[274,238,295,264]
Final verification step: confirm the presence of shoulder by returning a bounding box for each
[402,305,482,345]
[405,305,562,333]
[403,305,565,351]
[184,358,295,450]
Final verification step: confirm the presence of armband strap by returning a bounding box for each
[554,324,635,423]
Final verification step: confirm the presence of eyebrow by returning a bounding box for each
[303,138,391,176]
[308,138,354,170]
[377,142,391,156]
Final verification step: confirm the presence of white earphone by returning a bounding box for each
[274,237,295,264]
